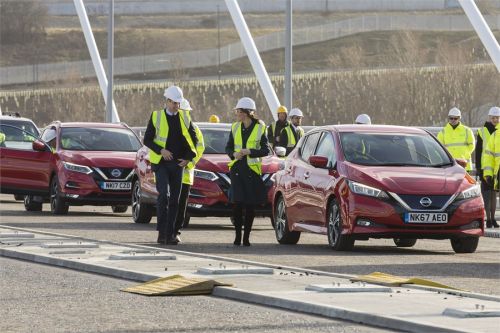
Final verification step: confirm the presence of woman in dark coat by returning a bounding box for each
[225,97,271,246]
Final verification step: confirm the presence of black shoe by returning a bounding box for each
[165,237,179,245]
[486,220,492,228]
[157,235,166,244]
[175,235,182,243]
[233,235,241,246]
[242,238,251,246]
[493,220,500,228]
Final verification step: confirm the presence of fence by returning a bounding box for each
[1,14,499,86]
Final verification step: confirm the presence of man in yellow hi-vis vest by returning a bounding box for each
[143,86,198,245]
[225,97,270,246]
[267,105,288,148]
[279,107,305,156]
[481,106,500,228]
[174,99,205,241]
[437,107,475,172]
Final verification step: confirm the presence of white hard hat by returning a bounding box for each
[234,97,256,110]
[448,107,461,118]
[289,108,303,118]
[163,86,184,103]
[355,114,371,125]
[488,106,500,117]
[180,98,192,111]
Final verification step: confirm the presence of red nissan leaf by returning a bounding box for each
[131,122,283,226]
[272,125,484,253]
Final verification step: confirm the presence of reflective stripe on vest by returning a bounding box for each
[149,109,195,165]
[182,124,205,185]
[228,121,265,175]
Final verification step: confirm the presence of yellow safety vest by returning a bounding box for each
[228,121,266,175]
[478,125,499,169]
[483,131,500,189]
[182,124,205,185]
[283,125,304,148]
[149,109,196,165]
[0,132,5,144]
[437,123,475,171]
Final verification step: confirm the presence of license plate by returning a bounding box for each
[404,212,448,224]
[100,182,131,190]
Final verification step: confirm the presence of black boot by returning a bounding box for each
[157,232,166,244]
[243,213,254,246]
[493,219,499,228]
[233,217,242,246]
[486,220,492,228]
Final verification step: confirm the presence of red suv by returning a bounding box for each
[131,122,283,226]
[0,121,142,214]
[272,125,484,253]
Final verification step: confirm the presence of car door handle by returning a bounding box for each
[304,171,310,178]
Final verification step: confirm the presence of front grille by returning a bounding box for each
[215,172,274,198]
[93,167,133,181]
[396,194,452,210]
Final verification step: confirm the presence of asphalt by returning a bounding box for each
[1,225,499,333]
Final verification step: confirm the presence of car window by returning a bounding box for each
[340,132,452,166]
[202,128,230,154]
[300,132,321,162]
[0,123,37,150]
[60,127,142,152]
[41,128,57,149]
[315,132,336,167]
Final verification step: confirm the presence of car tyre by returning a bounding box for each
[131,180,153,224]
[50,176,69,215]
[327,199,354,251]
[450,237,479,253]
[111,205,128,213]
[393,238,417,247]
[274,195,300,244]
[24,195,42,212]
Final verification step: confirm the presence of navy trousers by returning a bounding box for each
[153,162,183,240]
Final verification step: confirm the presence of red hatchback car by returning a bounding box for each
[272,125,484,253]
[131,122,283,226]
[0,121,142,214]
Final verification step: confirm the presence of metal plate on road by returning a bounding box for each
[404,212,447,224]
[100,181,131,190]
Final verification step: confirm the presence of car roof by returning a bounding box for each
[54,122,130,129]
[316,124,427,135]
[0,115,37,123]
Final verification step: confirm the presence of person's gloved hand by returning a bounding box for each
[485,176,494,189]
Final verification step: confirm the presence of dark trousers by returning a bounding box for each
[175,183,191,234]
[153,162,183,240]
[481,181,497,223]
[233,203,255,240]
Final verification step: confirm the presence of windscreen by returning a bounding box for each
[201,128,230,154]
[340,132,453,167]
[61,127,141,152]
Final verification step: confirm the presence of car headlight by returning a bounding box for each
[194,169,219,181]
[348,180,389,199]
[62,161,93,174]
[456,184,481,200]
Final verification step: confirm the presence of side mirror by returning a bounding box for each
[309,155,329,168]
[275,146,286,158]
[32,140,48,152]
[455,158,467,168]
